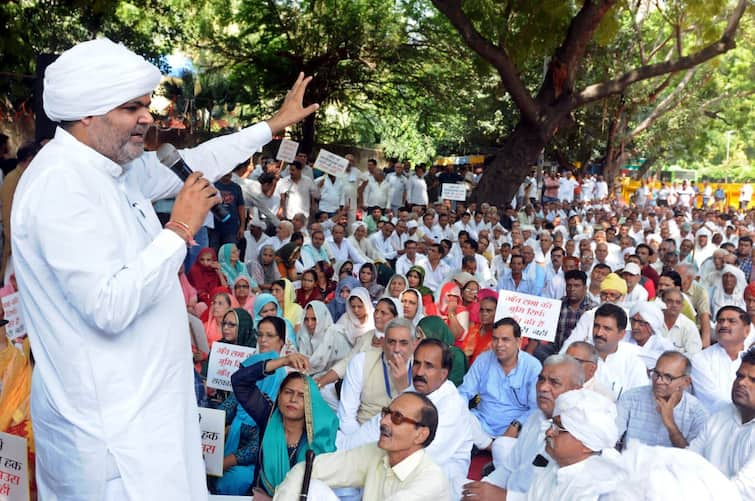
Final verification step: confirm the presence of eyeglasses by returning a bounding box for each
[648,369,686,384]
[221,321,238,328]
[381,407,424,427]
[548,419,569,435]
[235,284,250,289]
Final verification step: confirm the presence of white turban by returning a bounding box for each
[554,389,619,452]
[628,301,665,336]
[696,227,712,239]
[44,38,162,122]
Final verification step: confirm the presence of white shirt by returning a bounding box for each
[276,174,318,219]
[625,333,676,369]
[317,175,345,213]
[267,235,290,252]
[363,177,390,208]
[395,254,430,277]
[336,380,473,499]
[326,238,364,266]
[596,341,650,399]
[660,314,703,355]
[689,403,755,498]
[424,260,451,292]
[526,454,623,501]
[12,122,272,500]
[342,167,368,210]
[692,343,746,412]
[406,173,428,206]
[369,232,400,261]
[385,172,408,207]
[623,284,649,310]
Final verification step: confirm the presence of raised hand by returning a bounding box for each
[266,73,320,135]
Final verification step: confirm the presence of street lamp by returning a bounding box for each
[725,130,735,162]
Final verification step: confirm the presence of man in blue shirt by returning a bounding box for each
[458,317,541,436]
[498,255,536,295]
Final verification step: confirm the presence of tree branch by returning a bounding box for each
[629,68,696,137]
[430,0,540,125]
[575,0,747,107]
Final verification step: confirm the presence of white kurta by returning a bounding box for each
[526,454,623,501]
[12,123,272,500]
[691,343,746,412]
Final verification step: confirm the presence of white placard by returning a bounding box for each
[441,183,467,201]
[199,408,225,477]
[276,139,299,163]
[313,149,348,177]
[495,290,561,342]
[0,432,30,501]
[206,342,257,391]
[1,293,26,341]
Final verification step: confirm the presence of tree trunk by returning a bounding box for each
[300,114,316,155]
[471,121,547,206]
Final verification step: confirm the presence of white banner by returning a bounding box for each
[1,293,26,342]
[199,408,225,477]
[0,431,30,501]
[206,342,256,391]
[313,149,348,177]
[495,290,561,342]
[441,183,467,201]
[276,139,299,163]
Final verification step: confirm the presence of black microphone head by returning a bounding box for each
[156,143,181,167]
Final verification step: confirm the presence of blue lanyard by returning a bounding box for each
[382,353,412,398]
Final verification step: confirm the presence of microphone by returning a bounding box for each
[156,143,230,223]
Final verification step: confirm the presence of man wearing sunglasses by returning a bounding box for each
[338,338,476,499]
[273,392,450,500]
[616,351,707,448]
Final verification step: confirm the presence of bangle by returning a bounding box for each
[165,221,198,246]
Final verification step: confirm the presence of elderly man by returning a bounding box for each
[626,301,675,369]
[621,262,649,310]
[461,355,585,501]
[274,392,450,500]
[338,318,416,435]
[458,318,541,437]
[659,288,702,355]
[337,339,475,498]
[566,342,615,400]
[675,262,712,347]
[689,347,755,498]
[526,389,623,500]
[692,306,753,412]
[617,351,707,448]
[11,39,316,500]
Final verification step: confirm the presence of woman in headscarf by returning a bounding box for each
[297,301,351,378]
[334,287,375,345]
[384,273,408,299]
[188,247,228,306]
[213,316,288,495]
[313,260,336,301]
[275,243,301,282]
[221,307,257,348]
[333,260,354,281]
[248,245,280,292]
[406,265,438,316]
[231,350,338,497]
[710,264,747,319]
[357,262,384,302]
[416,316,468,386]
[271,279,304,333]
[179,268,206,317]
[435,282,470,348]
[219,243,258,290]
[347,221,380,262]
[252,294,298,354]
[400,288,424,327]
[232,276,255,315]
[295,269,322,308]
[326,276,359,323]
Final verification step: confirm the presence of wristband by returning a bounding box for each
[165,221,198,246]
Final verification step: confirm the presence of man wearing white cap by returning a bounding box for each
[526,388,623,500]
[11,38,317,500]
[621,263,648,310]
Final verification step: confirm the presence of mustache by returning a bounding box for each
[536,391,552,400]
[594,335,607,343]
[380,425,392,438]
[413,375,427,385]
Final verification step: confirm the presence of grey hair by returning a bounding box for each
[657,350,692,376]
[385,317,417,339]
[567,341,600,364]
[543,354,585,386]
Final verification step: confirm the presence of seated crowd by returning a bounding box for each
[3,149,755,500]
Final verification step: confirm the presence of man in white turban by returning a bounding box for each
[626,301,675,369]
[12,38,317,500]
[526,388,624,500]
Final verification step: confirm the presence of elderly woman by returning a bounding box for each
[297,301,351,378]
[232,276,256,314]
[710,264,747,319]
[231,350,338,498]
[626,301,675,369]
[248,244,280,292]
[384,273,408,299]
[348,221,380,262]
[219,243,258,289]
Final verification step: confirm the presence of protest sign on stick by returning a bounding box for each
[313,150,348,177]
[276,139,299,163]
